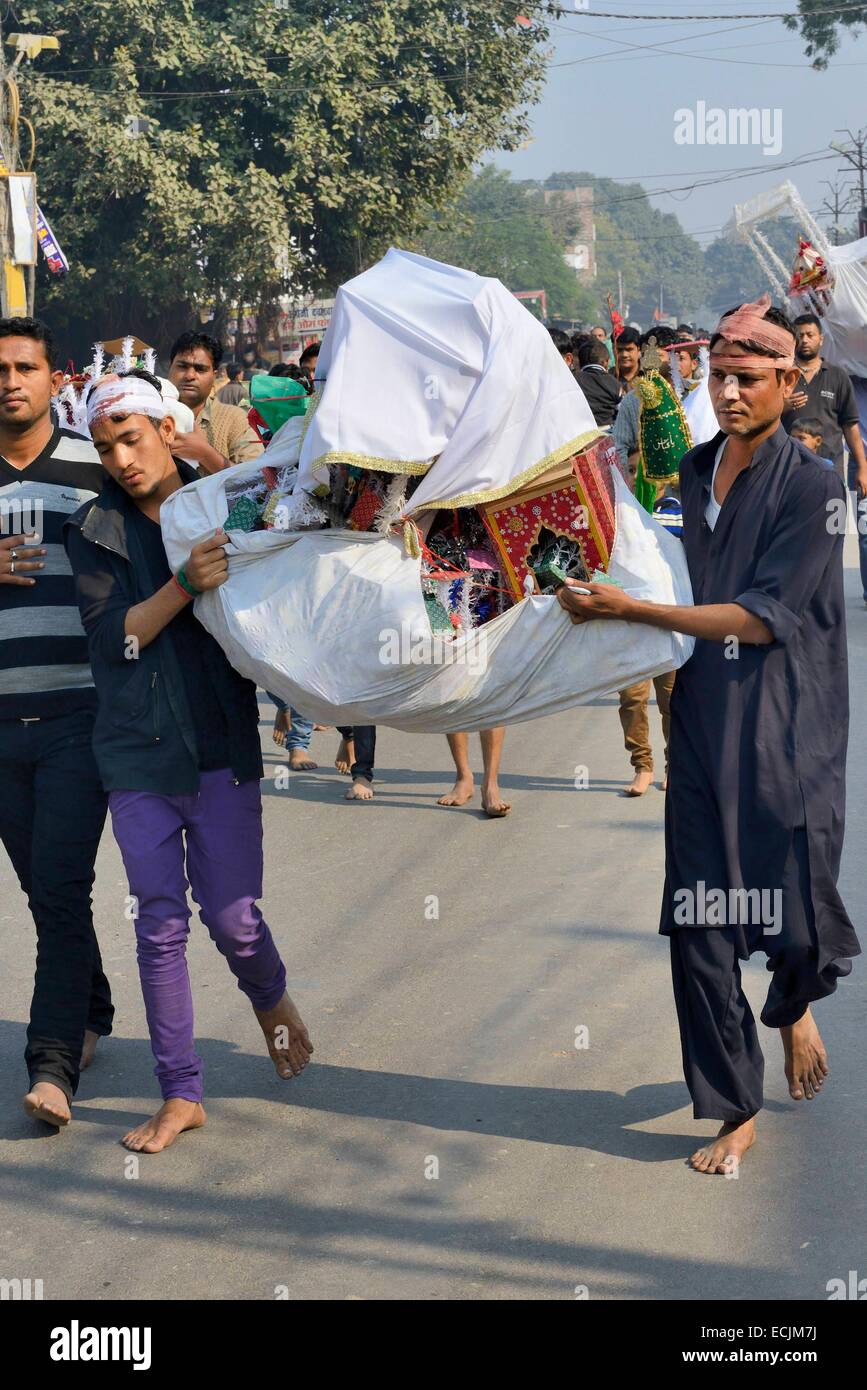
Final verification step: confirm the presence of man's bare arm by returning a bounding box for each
[557,582,774,644]
[842,422,867,495]
[619,597,772,644]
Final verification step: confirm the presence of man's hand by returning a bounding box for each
[171,430,228,474]
[183,531,230,592]
[786,389,808,411]
[0,532,45,586]
[556,578,635,625]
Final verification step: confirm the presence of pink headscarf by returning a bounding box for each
[710,293,795,369]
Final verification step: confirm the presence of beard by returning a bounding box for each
[797,342,820,362]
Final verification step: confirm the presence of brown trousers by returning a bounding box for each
[618,672,675,773]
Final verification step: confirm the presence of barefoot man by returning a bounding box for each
[0,316,114,1129]
[65,369,312,1153]
[438,728,511,818]
[558,297,860,1174]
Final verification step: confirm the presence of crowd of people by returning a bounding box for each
[548,310,867,794]
[0,286,864,1173]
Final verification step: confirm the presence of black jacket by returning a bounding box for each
[63,461,263,795]
[574,365,621,427]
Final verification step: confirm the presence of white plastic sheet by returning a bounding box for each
[160,461,695,734]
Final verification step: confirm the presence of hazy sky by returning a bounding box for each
[494,5,866,249]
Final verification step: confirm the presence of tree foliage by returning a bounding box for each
[542,172,709,323]
[412,165,597,319]
[783,1,867,68]
[15,0,554,352]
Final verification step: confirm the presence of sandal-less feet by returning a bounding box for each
[623,768,653,797]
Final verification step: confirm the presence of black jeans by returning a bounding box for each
[0,708,113,1099]
[337,726,376,782]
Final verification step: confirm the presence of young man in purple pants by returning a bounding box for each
[64,368,313,1154]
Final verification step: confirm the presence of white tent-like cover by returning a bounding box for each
[161,250,694,733]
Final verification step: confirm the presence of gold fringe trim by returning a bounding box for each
[298,385,323,454]
[307,448,434,477]
[299,386,432,475]
[403,520,421,557]
[407,428,604,513]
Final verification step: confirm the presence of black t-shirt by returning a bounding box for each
[781,362,859,471]
[130,507,230,772]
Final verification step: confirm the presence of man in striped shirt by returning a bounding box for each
[0,316,114,1128]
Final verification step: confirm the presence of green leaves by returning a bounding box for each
[23,0,554,347]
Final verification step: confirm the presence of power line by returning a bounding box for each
[560,3,865,17]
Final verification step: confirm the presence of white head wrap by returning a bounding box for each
[86,372,168,430]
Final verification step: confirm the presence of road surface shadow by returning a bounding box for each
[0,1022,704,1162]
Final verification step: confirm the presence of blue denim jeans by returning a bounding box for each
[267,693,313,750]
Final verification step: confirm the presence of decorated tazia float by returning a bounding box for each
[161,250,694,733]
[726,179,867,423]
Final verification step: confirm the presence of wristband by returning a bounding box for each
[171,575,194,602]
[173,567,201,599]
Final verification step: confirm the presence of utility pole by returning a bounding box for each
[831,129,867,238]
[819,180,854,246]
[0,21,59,315]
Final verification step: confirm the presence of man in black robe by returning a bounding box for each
[557,295,860,1175]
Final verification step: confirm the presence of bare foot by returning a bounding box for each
[80,1029,100,1070]
[23,1082,71,1128]
[122,1099,206,1153]
[345,776,374,800]
[481,781,511,817]
[781,1006,829,1100]
[313,724,329,732]
[289,747,318,771]
[335,737,355,774]
[624,768,653,797]
[689,1117,755,1175]
[437,776,474,807]
[255,993,314,1078]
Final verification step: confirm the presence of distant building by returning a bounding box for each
[543,185,596,283]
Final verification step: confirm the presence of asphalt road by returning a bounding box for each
[1,533,865,1302]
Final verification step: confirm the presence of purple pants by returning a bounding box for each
[108,769,286,1102]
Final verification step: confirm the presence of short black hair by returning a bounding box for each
[570,331,591,354]
[225,361,243,381]
[547,327,572,356]
[579,340,610,368]
[0,316,55,367]
[616,327,641,349]
[268,362,293,377]
[789,417,824,439]
[793,312,822,332]
[298,342,320,366]
[642,325,678,349]
[709,304,795,367]
[169,331,223,370]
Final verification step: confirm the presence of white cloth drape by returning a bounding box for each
[297,248,601,511]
